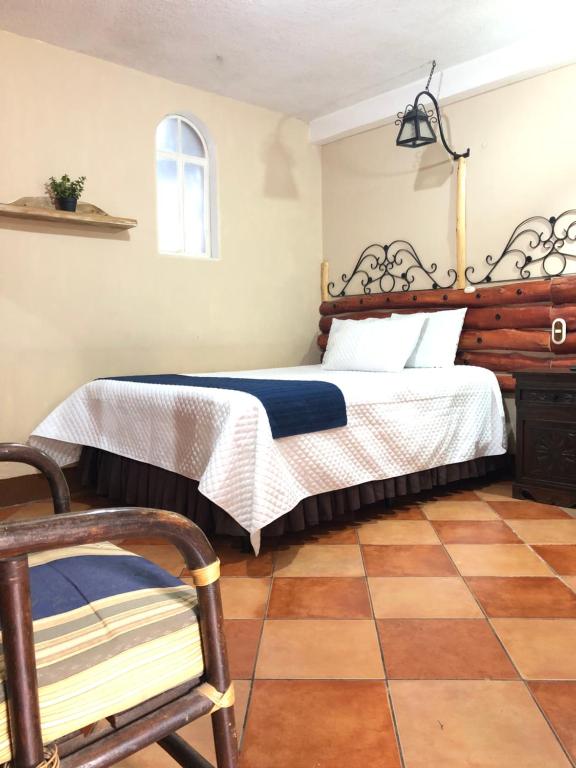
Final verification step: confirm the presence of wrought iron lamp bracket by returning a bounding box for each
[411,90,470,161]
[396,60,469,161]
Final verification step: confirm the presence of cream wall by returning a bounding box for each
[3,30,572,483]
[0,31,322,479]
[322,64,576,293]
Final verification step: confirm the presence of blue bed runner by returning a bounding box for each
[103,374,347,439]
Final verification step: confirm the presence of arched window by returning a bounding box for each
[155,114,216,258]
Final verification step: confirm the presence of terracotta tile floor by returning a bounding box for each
[3,479,576,767]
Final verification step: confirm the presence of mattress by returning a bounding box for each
[30,365,507,546]
[0,542,203,763]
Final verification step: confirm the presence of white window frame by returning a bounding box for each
[155,114,219,260]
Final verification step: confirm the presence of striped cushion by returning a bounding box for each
[0,542,204,762]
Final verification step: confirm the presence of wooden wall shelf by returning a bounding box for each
[0,203,137,230]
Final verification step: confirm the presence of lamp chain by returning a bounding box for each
[425,60,436,92]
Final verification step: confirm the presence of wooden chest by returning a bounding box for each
[513,370,576,507]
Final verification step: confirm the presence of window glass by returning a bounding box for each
[156,117,179,153]
[156,157,182,254]
[183,163,205,255]
[155,115,213,258]
[181,122,206,158]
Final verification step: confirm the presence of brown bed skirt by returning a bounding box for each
[79,447,506,538]
[80,447,509,536]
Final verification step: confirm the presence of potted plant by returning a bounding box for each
[47,174,86,212]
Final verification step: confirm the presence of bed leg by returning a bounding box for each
[211,706,239,768]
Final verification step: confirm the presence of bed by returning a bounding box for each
[29,272,576,549]
[30,364,506,551]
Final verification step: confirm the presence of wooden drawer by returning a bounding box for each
[518,388,576,406]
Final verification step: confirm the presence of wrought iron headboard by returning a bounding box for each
[327,240,457,297]
[465,210,576,285]
[326,210,576,298]
[319,212,576,392]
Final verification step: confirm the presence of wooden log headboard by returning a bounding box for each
[318,275,576,392]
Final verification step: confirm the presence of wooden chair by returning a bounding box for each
[0,443,238,768]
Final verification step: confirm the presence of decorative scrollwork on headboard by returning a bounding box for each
[327,241,458,297]
[465,210,576,285]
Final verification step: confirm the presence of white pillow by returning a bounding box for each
[391,308,467,368]
[322,316,425,372]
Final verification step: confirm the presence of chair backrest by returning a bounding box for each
[0,443,71,515]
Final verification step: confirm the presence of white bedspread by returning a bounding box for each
[30,365,506,540]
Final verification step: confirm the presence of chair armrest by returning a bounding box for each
[0,443,70,514]
[0,506,217,573]
[0,444,215,571]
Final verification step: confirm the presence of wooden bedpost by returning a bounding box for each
[321,260,330,302]
[456,156,467,289]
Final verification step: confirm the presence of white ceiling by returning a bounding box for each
[0,0,573,120]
